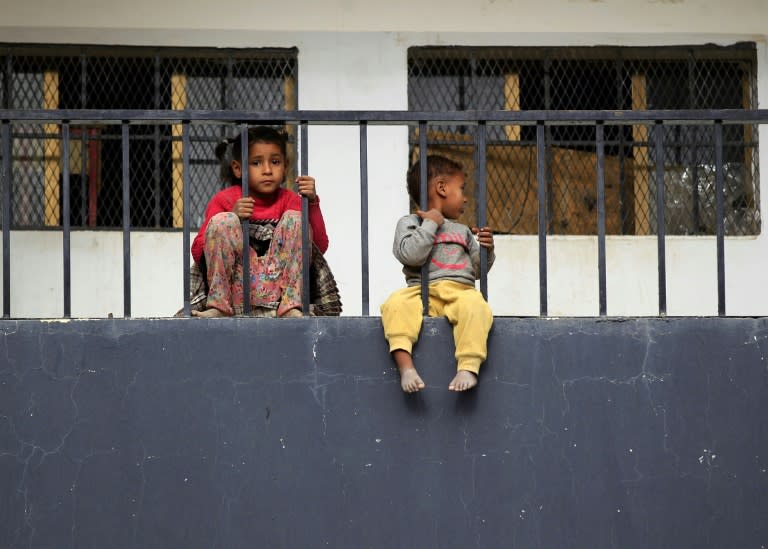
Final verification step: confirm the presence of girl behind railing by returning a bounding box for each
[188,126,339,318]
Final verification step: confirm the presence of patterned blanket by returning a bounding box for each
[176,223,342,317]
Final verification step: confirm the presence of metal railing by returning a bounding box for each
[1,108,767,319]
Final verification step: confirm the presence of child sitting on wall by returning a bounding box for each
[188,126,340,317]
[380,155,495,392]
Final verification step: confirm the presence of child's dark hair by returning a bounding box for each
[406,154,463,205]
[215,126,290,185]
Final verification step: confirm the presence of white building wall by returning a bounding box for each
[1,0,767,317]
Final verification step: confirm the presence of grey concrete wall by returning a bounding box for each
[0,317,766,548]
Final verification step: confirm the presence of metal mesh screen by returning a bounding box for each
[0,44,298,229]
[408,45,760,235]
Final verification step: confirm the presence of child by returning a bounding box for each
[380,155,495,393]
[190,126,329,318]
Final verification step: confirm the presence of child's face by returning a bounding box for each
[439,173,468,219]
[232,141,286,197]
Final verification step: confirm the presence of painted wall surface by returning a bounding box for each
[5,232,768,317]
[1,317,766,548]
[1,0,767,34]
[0,0,767,317]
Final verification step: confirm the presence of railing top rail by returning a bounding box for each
[1,109,768,125]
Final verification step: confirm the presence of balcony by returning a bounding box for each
[2,108,767,318]
[1,108,767,548]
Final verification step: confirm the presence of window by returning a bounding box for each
[408,44,760,235]
[0,44,298,229]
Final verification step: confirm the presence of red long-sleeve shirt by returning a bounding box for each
[191,186,329,264]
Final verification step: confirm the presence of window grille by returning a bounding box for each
[408,44,760,236]
[0,44,298,229]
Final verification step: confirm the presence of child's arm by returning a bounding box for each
[307,200,329,253]
[392,214,439,267]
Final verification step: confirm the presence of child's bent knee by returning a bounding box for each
[279,210,301,224]
[461,289,490,308]
[455,291,493,324]
[206,212,240,235]
[381,288,421,315]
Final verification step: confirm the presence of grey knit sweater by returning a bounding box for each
[392,214,495,287]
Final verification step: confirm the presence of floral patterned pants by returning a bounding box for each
[203,211,304,316]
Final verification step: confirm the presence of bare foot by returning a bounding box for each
[448,370,477,392]
[281,308,304,318]
[399,367,426,393]
[191,307,228,318]
[392,349,425,393]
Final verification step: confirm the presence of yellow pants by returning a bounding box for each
[380,280,493,374]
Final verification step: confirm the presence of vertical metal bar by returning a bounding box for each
[152,128,160,227]
[79,53,88,227]
[62,122,71,318]
[121,122,131,318]
[692,158,700,235]
[1,121,11,318]
[80,127,86,226]
[714,121,726,316]
[475,121,488,300]
[87,130,98,227]
[359,121,370,316]
[153,55,161,227]
[240,125,251,315]
[596,122,607,316]
[418,121,429,316]
[300,121,310,315]
[182,121,191,317]
[653,121,667,315]
[2,55,10,318]
[536,122,548,317]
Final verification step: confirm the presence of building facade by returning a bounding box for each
[1,0,766,317]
